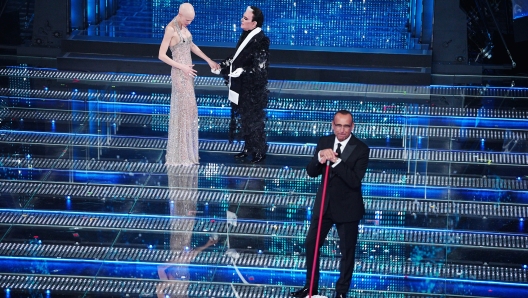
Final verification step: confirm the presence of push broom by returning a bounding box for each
[308,161,331,298]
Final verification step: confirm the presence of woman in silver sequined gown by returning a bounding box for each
[158,3,219,166]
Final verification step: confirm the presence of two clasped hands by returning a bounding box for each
[209,61,244,77]
[318,148,340,164]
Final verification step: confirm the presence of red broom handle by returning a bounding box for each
[309,161,330,298]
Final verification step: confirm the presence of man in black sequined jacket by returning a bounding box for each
[218,6,270,163]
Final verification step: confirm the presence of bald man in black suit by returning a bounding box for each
[291,110,370,298]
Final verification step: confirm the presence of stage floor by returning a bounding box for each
[0,57,527,298]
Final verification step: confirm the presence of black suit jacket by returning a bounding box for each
[306,134,370,223]
[220,30,270,98]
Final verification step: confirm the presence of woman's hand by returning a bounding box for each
[208,60,220,71]
[180,64,197,77]
[209,61,221,75]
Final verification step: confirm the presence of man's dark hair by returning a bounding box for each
[334,110,354,122]
[249,6,264,28]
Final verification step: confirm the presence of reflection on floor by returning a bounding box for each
[0,66,527,298]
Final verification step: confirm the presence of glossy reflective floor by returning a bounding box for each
[0,58,527,298]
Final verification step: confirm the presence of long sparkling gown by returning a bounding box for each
[165,23,199,166]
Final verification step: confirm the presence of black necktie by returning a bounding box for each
[336,143,342,158]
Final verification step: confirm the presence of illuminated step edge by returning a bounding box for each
[3,67,528,99]
[2,109,528,140]
[2,130,528,165]
[1,180,528,218]
[0,274,456,298]
[1,158,527,190]
[1,88,409,112]
[1,210,527,249]
[0,276,302,298]
[3,87,528,119]
[0,248,526,283]
[0,180,313,207]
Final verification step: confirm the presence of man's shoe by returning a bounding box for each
[290,287,317,297]
[251,152,266,163]
[234,149,249,158]
[334,293,347,298]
